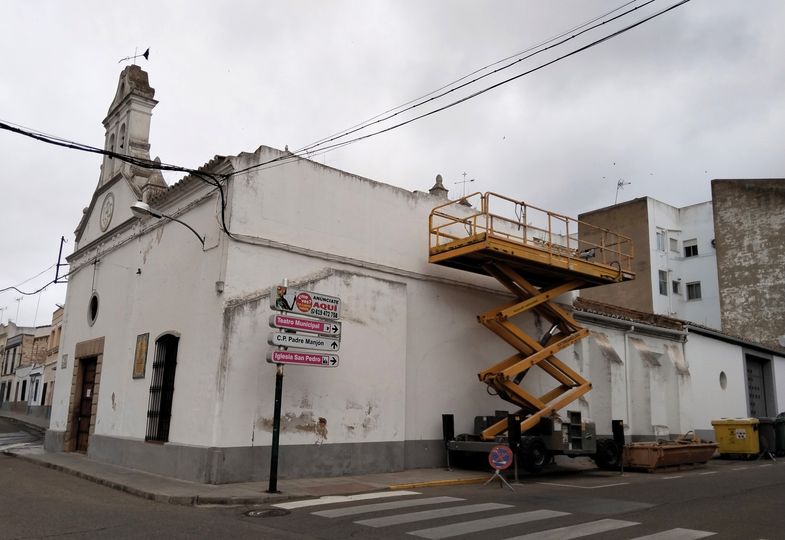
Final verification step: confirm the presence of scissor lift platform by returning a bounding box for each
[429,194,634,289]
[430,193,634,470]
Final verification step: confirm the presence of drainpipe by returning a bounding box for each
[624,325,634,442]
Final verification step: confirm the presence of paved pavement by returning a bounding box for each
[2,411,733,513]
[0,411,501,506]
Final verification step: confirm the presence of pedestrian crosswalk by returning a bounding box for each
[276,492,717,539]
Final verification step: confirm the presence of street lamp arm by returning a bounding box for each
[164,215,206,248]
[130,201,205,249]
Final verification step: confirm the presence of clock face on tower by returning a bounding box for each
[99,192,115,232]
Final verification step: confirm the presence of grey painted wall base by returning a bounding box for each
[44,429,65,452]
[87,435,448,484]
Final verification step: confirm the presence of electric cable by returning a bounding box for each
[278,0,692,158]
[304,0,643,150]
[293,0,659,157]
[227,0,685,178]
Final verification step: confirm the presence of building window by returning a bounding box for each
[687,281,702,300]
[146,334,180,443]
[656,230,665,252]
[88,292,99,326]
[20,380,27,401]
[658,270,668,296]
[684,239,698,258]
[669,238,678,252]
[672,280,681,294]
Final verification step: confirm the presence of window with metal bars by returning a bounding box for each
[145,334,179,443]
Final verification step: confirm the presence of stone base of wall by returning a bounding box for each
[44,429,65,452]
[86,435,447,484]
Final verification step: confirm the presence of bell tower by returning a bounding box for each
[98,65,158,189]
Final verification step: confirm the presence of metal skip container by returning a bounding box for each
[711,418,760,458]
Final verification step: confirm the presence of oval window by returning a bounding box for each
[719,371,728,390]
[88,292,99,326]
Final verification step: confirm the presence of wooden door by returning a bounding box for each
[76,359,96,452]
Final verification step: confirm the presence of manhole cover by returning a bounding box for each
[245,508,291,518]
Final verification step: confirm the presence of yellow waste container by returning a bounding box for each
[711,418,760,458]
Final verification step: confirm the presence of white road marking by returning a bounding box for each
[731,467,749,471]
[313,496,463,518]
[408,509,569,539]
[504,518,639,540]
[355,502,511,528]
[698,471,717,476]
[663,475,683,479]
[759,464,773,467]
[272,490,420,509]
[537,482,629,489]
[629,527,716,539]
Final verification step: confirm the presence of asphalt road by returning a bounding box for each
[2,418,783,540]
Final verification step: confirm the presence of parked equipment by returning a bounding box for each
[430,193,635,472]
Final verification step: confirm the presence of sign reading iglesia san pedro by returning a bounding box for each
[270,286,341,320]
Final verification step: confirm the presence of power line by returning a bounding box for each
[0,119,236,239]
[3,264,56,289]
[0,1,690,211]
[228,0,686,178]
[0,269,73,296]
[295,0,657,157]
[304,0,642,151]
[280,0,692,158]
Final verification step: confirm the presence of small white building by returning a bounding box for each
[47,67,785,483]
[580,197,721,329]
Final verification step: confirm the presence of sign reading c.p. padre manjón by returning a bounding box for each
[270,286,341,320]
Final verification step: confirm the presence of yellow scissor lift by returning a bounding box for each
[430,192,634,473]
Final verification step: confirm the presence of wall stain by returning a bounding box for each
[590,331,623,364]
[256,412,328,441]
[343,400,379,435]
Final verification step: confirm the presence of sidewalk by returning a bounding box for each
[5,444,491,506]
[1,412,489,506]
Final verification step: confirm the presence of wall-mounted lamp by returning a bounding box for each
[130,201,205,249]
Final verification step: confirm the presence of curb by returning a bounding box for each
[2,449,316,507]
[1,415,47,437]
[389,476,488,490]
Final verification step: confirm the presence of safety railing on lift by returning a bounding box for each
[429,192,634,273]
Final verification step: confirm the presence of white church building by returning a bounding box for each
[46,66,785,483]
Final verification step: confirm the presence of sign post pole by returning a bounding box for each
[267,363,284,493]
[266,279,288,494]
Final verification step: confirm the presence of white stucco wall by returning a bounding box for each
[684,332,748,432]
[51,182,227,447]
[646,198,720,329]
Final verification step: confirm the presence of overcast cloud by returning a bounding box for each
[1,0,783,326]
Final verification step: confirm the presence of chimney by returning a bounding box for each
[428,174,449,199]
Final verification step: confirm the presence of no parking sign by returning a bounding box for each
[488,445,514,470]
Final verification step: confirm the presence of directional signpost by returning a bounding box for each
[269,314,341,336]
[266,282,343,494]
[267,350,339,367]
[268,333,340,353]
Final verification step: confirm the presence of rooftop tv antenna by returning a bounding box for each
[614,178,631,204]
[118,47,150,64]
[454,172,476,198]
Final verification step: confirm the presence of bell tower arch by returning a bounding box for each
[98,65,158,188]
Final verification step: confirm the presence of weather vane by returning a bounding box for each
[118,47,150,65]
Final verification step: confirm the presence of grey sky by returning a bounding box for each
[1,0,783,326]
